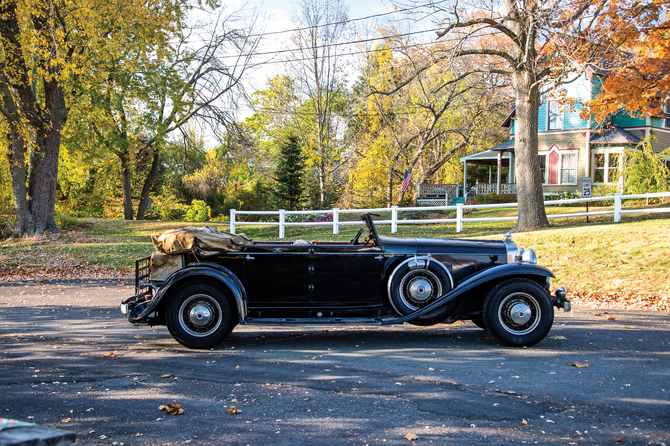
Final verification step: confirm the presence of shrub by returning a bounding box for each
[474,194,518,204]
[185,200,211,222]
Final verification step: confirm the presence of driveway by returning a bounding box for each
[1,279,669,445]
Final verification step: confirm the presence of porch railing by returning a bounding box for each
[473,182,517,195]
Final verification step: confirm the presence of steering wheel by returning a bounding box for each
[350,226,366,245]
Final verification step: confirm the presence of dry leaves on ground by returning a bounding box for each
[404,432,418,441]
[158,404,184,415]
[227,407,242,415]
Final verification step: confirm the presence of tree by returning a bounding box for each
[386,0,617,231]
[286,0,350,206]
[79,4,263,220]
[578,1,670,120]
[0,0,189,235]
[273,134,305,210]
[621,137,670,195]
[356,38,510,206]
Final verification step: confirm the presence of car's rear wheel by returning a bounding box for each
[388,259,454,325]
[166,281,234,349]
[483,278,554,346]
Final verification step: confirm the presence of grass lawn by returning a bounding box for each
[0,204,668,310]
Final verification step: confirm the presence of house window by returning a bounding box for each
[664,104,670,128]
[561,153,577,183]
[548,101,564,130]
[593,152,620,183]
[539,155,547,183]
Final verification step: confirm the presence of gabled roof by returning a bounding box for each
[590,126,641,145]
[490,138,515,151]
[501,109,515,128]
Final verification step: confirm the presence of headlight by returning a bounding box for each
[521,248,537,264]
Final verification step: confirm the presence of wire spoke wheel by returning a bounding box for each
[399,270,442,310]
[483,278,554,346]
[179,293,222,337]
[498,292,540,335]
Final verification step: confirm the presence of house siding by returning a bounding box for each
[538,102,547,132]
[651,129,670,152]
[610,112,645,128]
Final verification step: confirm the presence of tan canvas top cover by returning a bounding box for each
[151,226,253,254]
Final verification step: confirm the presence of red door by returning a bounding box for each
[548,151,560,184]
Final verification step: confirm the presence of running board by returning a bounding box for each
[243,317,385,325]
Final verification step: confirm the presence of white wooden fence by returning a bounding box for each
[229,192,670,238]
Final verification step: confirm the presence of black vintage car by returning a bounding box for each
[121,214,570,349]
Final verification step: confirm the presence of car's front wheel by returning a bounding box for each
[166,281,235,349]
[483,278,554,346]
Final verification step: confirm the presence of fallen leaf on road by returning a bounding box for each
[404,432,418,441]
[228,407,242,415]
[592,312,601,316]
[612,438,626,442]
[624,326,636,329]
[102,352,116,358]
[549,335,567,340]
[607,316,616,321]
[158,404,184,415]
[161,374,172,379]
[569,362,589,368]
[522,419,528,425]
[61,418,71,423]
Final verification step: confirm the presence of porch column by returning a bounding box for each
[496,150,502,195]
[488,166,492,183]
[463,160,468,198]
[509,151,515,183]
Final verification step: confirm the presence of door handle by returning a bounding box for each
[375,255,384,260]
[245,255,255,260]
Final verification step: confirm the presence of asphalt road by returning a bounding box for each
[0,279,669,445]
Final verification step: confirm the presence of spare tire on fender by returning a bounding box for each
[387,257,455,326]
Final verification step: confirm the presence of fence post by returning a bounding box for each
[456,203,463,233]
[279,209,285,238]
[391,206,398,233]
[614,193,622,223]
[229,209,236,234]
[333,208,339,235]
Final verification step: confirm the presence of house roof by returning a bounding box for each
[490,138,515,151]
[459,146,513,166]
[590,126,641,145]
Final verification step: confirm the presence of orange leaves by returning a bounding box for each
[404,432,418,441]
[227,407,242,415]
[158,404,184,416]
[102,352,116,358]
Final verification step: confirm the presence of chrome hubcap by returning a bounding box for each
[509,302,532,325]
[189,305,212,327]
[409,278,433,302]
[399,271,441,310]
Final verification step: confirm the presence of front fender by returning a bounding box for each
[382,262,554,325]
[129,263,247,324]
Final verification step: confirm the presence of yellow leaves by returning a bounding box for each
[549,335,567,340]
[227,406,242,415]
[158,404,184,416]
[521,418,528,425]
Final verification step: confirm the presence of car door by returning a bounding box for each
[243,244,311,306]
[309,244,386,307]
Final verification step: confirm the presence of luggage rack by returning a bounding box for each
[134,256,153,300]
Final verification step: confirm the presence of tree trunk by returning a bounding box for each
[117,150,134,220]
[136,148,160,220]
[0,0,66,236]
[5,126,28,236]
[511,68,549,232]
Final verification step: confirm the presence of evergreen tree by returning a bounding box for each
[274,134,305,210]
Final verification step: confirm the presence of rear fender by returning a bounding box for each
[383,263,554,325]
[129,263,247,324]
